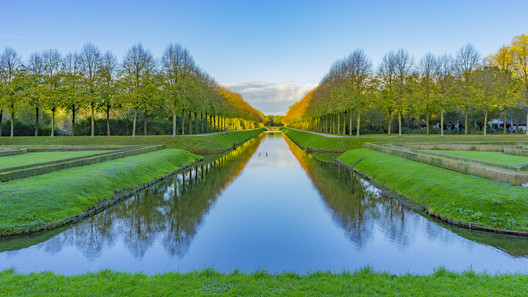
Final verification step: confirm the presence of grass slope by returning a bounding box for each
[1,268,528,296]
[337,149,528,231]
[282,128,528,152]
[0,151,110,169]
[0,129,265,154]
[429,150,528,166]
[0,149,200,235]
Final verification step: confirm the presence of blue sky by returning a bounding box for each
[1,0,527,114]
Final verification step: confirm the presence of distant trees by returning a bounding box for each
[284,35,528,137]
[0,42,263,137]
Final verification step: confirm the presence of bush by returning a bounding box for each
[0,120,53,136]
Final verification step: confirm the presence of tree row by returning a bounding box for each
[283,34,528,137]
[0,43,264,138]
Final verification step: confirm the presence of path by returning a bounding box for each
[287,128,347,138]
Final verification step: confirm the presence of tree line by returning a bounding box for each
[0,43,264,138]
[283,34,528,137]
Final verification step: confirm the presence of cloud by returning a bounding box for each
[222,81,317,115]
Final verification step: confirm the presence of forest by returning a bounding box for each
[0,43,264,138]
[283,34,528,137]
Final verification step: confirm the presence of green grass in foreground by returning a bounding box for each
[0,151,110,169]
[429,150,528,166]
[1,268,527,296]
[0,128,266,154]
[282,128,528,152]
[337,149,528,231]
[0,149,200,235]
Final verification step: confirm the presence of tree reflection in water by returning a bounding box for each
[0,136,261,260]
[285,136,528,257]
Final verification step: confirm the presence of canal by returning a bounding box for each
[1,132,528,275]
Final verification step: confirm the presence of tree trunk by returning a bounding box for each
[51,109,55,137]
[356,113,361,138]
[181,109,185,136]
[10,107,14,138]
[388,111,392,136]
[172,109,177,137]
[194,112,197,134]
[0,109,3,136]
[206,113,209,133]
[144,110,148,136]
[91,103,95,138]
[201,113,204,134]
[337,112,340,134]
[71,105,75,136]
[349,111,353,136]
[106,105,111,136]
[398,111,402,137]
[503,108,507,134]
[426,111,430,135]
[484,110,488,136]
[132,107,137,137]
[35,107,39,136]
[188,111,192,135]
[441,107,444,136]
[464,108,468,134]
[526,108,528,136]
[343,111,346,135]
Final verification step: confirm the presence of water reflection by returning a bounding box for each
[1,132,528,275]
[287,136,528,258]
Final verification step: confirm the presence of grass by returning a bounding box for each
[0,151,110,169]
[0,128,266,154]
[282,128,528,152]
[429,150,528,166]
[337,149,528,231]
[0,149,201,235]
[1,268,528,296]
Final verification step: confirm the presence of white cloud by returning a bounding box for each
[222,81,317,115]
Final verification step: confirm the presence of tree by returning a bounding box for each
[455,43,480,134]
[62,52,82,136]
[41,49,63,137]
[0,47,23,138]
[379,51,398,135]
[435,54,455,136]
[120,43,156,137]
[99,51,118,136]
[394,49,414,136]
[417,53,438,135]
[79,43,102,137]
[509,34,528,136]
[26,52,45,136]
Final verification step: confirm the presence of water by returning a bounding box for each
[1,132,528,275]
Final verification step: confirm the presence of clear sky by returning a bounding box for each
[1,0,527,114]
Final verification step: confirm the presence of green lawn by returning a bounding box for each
[0,149,200,236]
[282,128,528,152]
[0,151,110,169]
[1,268,527,296]
[429,150,528,166]
[337,149,528,231]
[0,128,266,154]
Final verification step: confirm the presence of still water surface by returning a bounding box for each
[1,132,528,274]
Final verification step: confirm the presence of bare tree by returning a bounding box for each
[455,43,480,134]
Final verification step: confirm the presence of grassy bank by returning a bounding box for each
[0,149,201,236]
[429,150,528,166]
[336,149,528,233]
[282,128,528,152]
[1,268,527,296]
[0,128,266,154]
[0,151,110,168]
